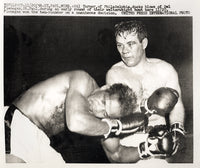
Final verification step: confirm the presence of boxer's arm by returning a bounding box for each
[65,71,119,137]
[162,64,186,156]
[167,76,186,155]
[164,64,185,126]
[65,88,109,136]
[101,137,140,163]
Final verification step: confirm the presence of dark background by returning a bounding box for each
[4,16,193,163]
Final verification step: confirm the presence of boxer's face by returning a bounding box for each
[116,31,147,67]
[88,88,121,118]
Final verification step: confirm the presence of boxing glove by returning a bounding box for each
[170,123,186,155]
[102,112,148,138]
[140,87,179,117]
[138,125,174,159]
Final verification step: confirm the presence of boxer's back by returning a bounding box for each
[13,70,97,137]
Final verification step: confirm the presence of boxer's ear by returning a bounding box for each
[142,38,148,49]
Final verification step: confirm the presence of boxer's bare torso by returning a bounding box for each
[13,71,98,137]
[107,58,182,124]
[102,58,182,162]
[107,58,179,101]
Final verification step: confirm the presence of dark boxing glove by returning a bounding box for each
[170,123,186,155]
[138,125,174,159]
[102,112,148,138]
[140,87,179,117]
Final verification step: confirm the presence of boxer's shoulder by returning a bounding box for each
[147,58,175,72]
[106,61,132,81]
[67,70,98,96]
[69,70,94,80]
[47,70,95,87]
[108,61,127,71]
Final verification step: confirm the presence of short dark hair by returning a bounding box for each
[106,83,137,117]
[114,20,147,42]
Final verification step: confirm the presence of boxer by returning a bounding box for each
[4,70,146,163]
[105,20,185,162]
[100,87,185,163]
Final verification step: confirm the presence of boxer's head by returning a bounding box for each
[88,83,137,118]
[114,20,147,43]
[114,20,148,67]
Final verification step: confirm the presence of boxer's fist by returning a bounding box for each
[138,125,174,159]
[120,113,148,133]
[170,123,186,155]
[141,87,179,116]
[102,113,148,138]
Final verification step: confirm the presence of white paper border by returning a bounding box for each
[1,0,200,168]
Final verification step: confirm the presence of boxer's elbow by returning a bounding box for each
[108,152,120,163]
[113,146,140,163]
[66,113,88,134]
[66,112,80,133]
[108,150,129,163]
[106,146,125,163]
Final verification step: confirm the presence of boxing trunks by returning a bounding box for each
[4,105,108,163]
[4,105,65,163]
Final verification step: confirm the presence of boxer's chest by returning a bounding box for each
[114,69,143,102]
[23,90,67,137]
[116,68,165,99]
[43,103,66,136]
[134,70,166,99]
[38,92,67,136]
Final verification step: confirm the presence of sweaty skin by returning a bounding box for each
[106,58,184,124]
[107,31,184,125]
[103,58,183,163]
[102,23,185,162]
[10,70,139,163]
[13,70,109,137]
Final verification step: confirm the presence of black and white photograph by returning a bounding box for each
[1,0,200,167]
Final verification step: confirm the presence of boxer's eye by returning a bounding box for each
[127,41,136,47]
[116,43,123,48]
